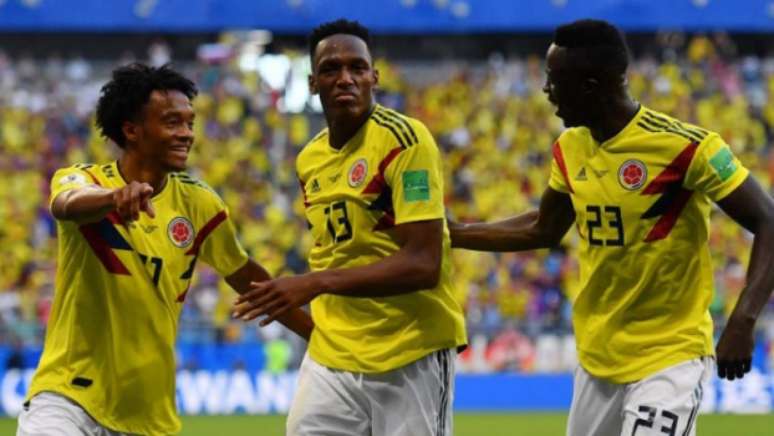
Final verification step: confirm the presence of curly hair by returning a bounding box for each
[95,63,198,148]
[308,18,371,64]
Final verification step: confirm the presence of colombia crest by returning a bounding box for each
[168,217,195,248]
[618,159,647,191]
[348,159,368,188]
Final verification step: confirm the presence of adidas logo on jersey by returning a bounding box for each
[575,167,588,181]
[310,179,321,193]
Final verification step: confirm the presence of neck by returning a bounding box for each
[117,149,168,193]
[326,103,374,149]
[588,95,640,143]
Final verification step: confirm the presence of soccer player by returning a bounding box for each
[17,64,313,436]
[233,19,467,436]
[449,20,774,436]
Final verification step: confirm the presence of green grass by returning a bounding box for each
[3,413,774,435]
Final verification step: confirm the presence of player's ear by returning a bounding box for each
[308,73,318,95]
[372,68,380,87]
[122,120,140,145]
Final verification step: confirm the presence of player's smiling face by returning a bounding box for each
[136,90,195,172]
[543,43,587,128]
[310,34,379,120]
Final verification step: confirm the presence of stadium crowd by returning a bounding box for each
[1,33,773,373]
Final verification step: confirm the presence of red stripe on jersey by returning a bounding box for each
[176,286,190,303]
[298,178,310,207]
[552,141,574,193]
[644,189,693,242]
[642,142,699,195]
[641,141,700,242]
[106,211,125,226]
[373,214,396,231]
[362,146,404,195]
[82,168,101,185]
[79,224,131,275]
[185,210,227,256]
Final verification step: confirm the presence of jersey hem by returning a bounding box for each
[309,339,466,374]
[579,351,712,384]
[25,385,181,436]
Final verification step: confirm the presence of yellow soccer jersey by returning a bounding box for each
[28,161,248,435]
[549,105,749,383]
[297,105,467,373]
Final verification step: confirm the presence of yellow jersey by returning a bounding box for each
[28,161,249,435]
[549,105,749,383]
[297,105,467,373]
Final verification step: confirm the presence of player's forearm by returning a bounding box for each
[729,222,774,326]
[51,187,116,223]
[312,248,440,298]
[228,259,314,340]
[275,309,314,341]
[449,210,553,251]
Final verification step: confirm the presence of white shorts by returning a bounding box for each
[17,392,129,436]
[287,349,455,436]
[567,357,712,436]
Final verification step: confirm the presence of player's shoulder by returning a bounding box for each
[51,162,103,184]
[369,105,430,151]
[637,106,717,146]
[169,172,218,198]
[555,127,593,155]
[296,128,329,175]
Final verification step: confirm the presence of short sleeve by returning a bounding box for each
[384,120,445,225]
[49,166,98,208]
[684,135,749,202]
[548,141,571,194]
[196,199,249,277]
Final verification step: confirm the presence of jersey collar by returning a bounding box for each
[599,103,644,149]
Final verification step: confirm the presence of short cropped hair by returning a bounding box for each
[308,18,371,64]
[95,63,197,148]
[553,19,630,77]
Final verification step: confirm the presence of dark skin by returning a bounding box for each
[51,89,313,340]
[450,42,774,381]
[233,34,444,325]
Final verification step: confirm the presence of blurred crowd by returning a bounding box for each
[1,33,774,373]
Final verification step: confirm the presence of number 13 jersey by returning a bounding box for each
[549,105,749,383]
[296,105,467,374]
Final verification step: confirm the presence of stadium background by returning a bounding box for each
[1,0,774,434]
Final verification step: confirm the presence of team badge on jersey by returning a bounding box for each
[348,159,368,188]
[168,217,195,248]
[618,160,647,191]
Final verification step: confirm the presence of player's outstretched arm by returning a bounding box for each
[232,219,444,325]
[449,187,575,252]
[715,175,774,381]
[51,181,156,223]
[226,259,314,340]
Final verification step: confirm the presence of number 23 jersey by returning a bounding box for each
[296,105,467,374]
[549,105,749,383]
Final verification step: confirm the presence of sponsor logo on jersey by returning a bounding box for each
[348,159,368,188]
[168,217,195,248]
[575,167,588,181]
[618,160,647,191]
[310,179,321,193]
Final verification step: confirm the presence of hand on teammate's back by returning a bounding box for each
[112,181,155,221]
[715,317,754,381]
